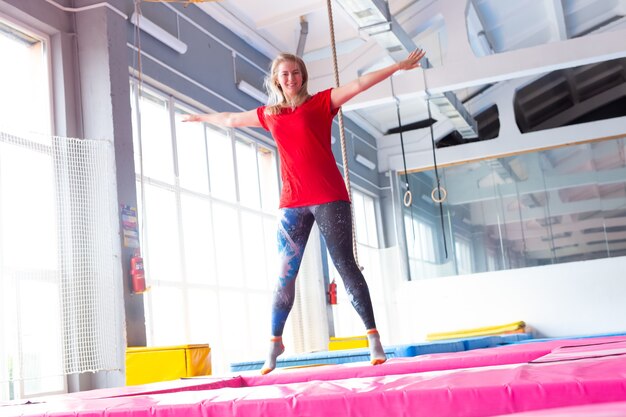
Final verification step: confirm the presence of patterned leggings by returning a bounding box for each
[270,200,376,336]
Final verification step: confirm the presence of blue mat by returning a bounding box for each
[231,346,398,372]
[392,340,465,357]
[230,333,534,372]
[512,331,626,344]
[457,333,533,350]
[392,333,533,357]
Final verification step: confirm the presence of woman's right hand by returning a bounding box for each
[182,114,202,122]
[180,110,262,128]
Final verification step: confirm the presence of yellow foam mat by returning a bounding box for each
[126,344,211,386]
[328,335,368,350]
[426,321,526,341]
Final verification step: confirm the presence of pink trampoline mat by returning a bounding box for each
[530,340,626,363]
[494,401,626,416]
[3,336,626,417]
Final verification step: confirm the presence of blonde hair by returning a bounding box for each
[264,53,310,116]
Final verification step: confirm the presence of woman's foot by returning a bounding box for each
[260,336,285,375]
[367,329,386,365]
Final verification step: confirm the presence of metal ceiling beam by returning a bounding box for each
[296,16,309,57]
[395,0,443,40]
[547,0,568,40]
[334,0,478,138]
[468,0,497,53]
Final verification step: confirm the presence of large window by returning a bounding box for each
[404,214,440,279]
[131,83,280,373]
[352,190,379,248]
[0,19,51,136]
[0,18,65,401]
[400,136,626,279]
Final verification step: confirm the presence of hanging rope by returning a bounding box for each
[325,0,361,269]
[422,70,449,258]
[390,79,413,208]
[391,78,418,245]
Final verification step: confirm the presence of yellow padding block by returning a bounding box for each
[426,321,526,341]
[328,335,368,351]
[126,344,211,386]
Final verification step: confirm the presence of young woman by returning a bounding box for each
[184,48,425,374]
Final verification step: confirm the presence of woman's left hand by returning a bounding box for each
[398,48,426,71]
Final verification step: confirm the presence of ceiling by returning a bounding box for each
[198,0,626,262]
[199,0,626,144]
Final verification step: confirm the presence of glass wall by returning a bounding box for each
[400,136,626,280]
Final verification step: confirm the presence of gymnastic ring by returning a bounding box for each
[431,186,447,203]
[403,190,413,207]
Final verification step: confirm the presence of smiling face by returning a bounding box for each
[265,53,310,112]
[275,59,304,101]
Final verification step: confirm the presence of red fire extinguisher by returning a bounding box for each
[328,279,337,305]
[130,249,146,293]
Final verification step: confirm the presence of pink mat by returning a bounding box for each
[495,401,626,416]
[3,336,626,417]
[4,353,626,417]
[62,376,244,399]
[530,339,626,363]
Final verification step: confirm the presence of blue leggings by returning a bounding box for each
[270,200,376,336]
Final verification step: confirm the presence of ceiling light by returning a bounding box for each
[355,153,376,170]
[237,80,268,103]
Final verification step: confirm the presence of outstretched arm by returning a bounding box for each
[330,49,426,110]
[182,109,262,128]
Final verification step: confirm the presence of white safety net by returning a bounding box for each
[0,131,122,398]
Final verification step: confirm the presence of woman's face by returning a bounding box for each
[276,60,303,100]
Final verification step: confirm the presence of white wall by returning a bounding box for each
[392,255,626,342]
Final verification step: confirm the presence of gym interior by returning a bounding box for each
[1,0,626,415]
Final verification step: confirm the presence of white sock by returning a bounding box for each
[367,329,386,365]
[260,336,284,375]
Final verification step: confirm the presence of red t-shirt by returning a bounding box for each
[257,88,350,208]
